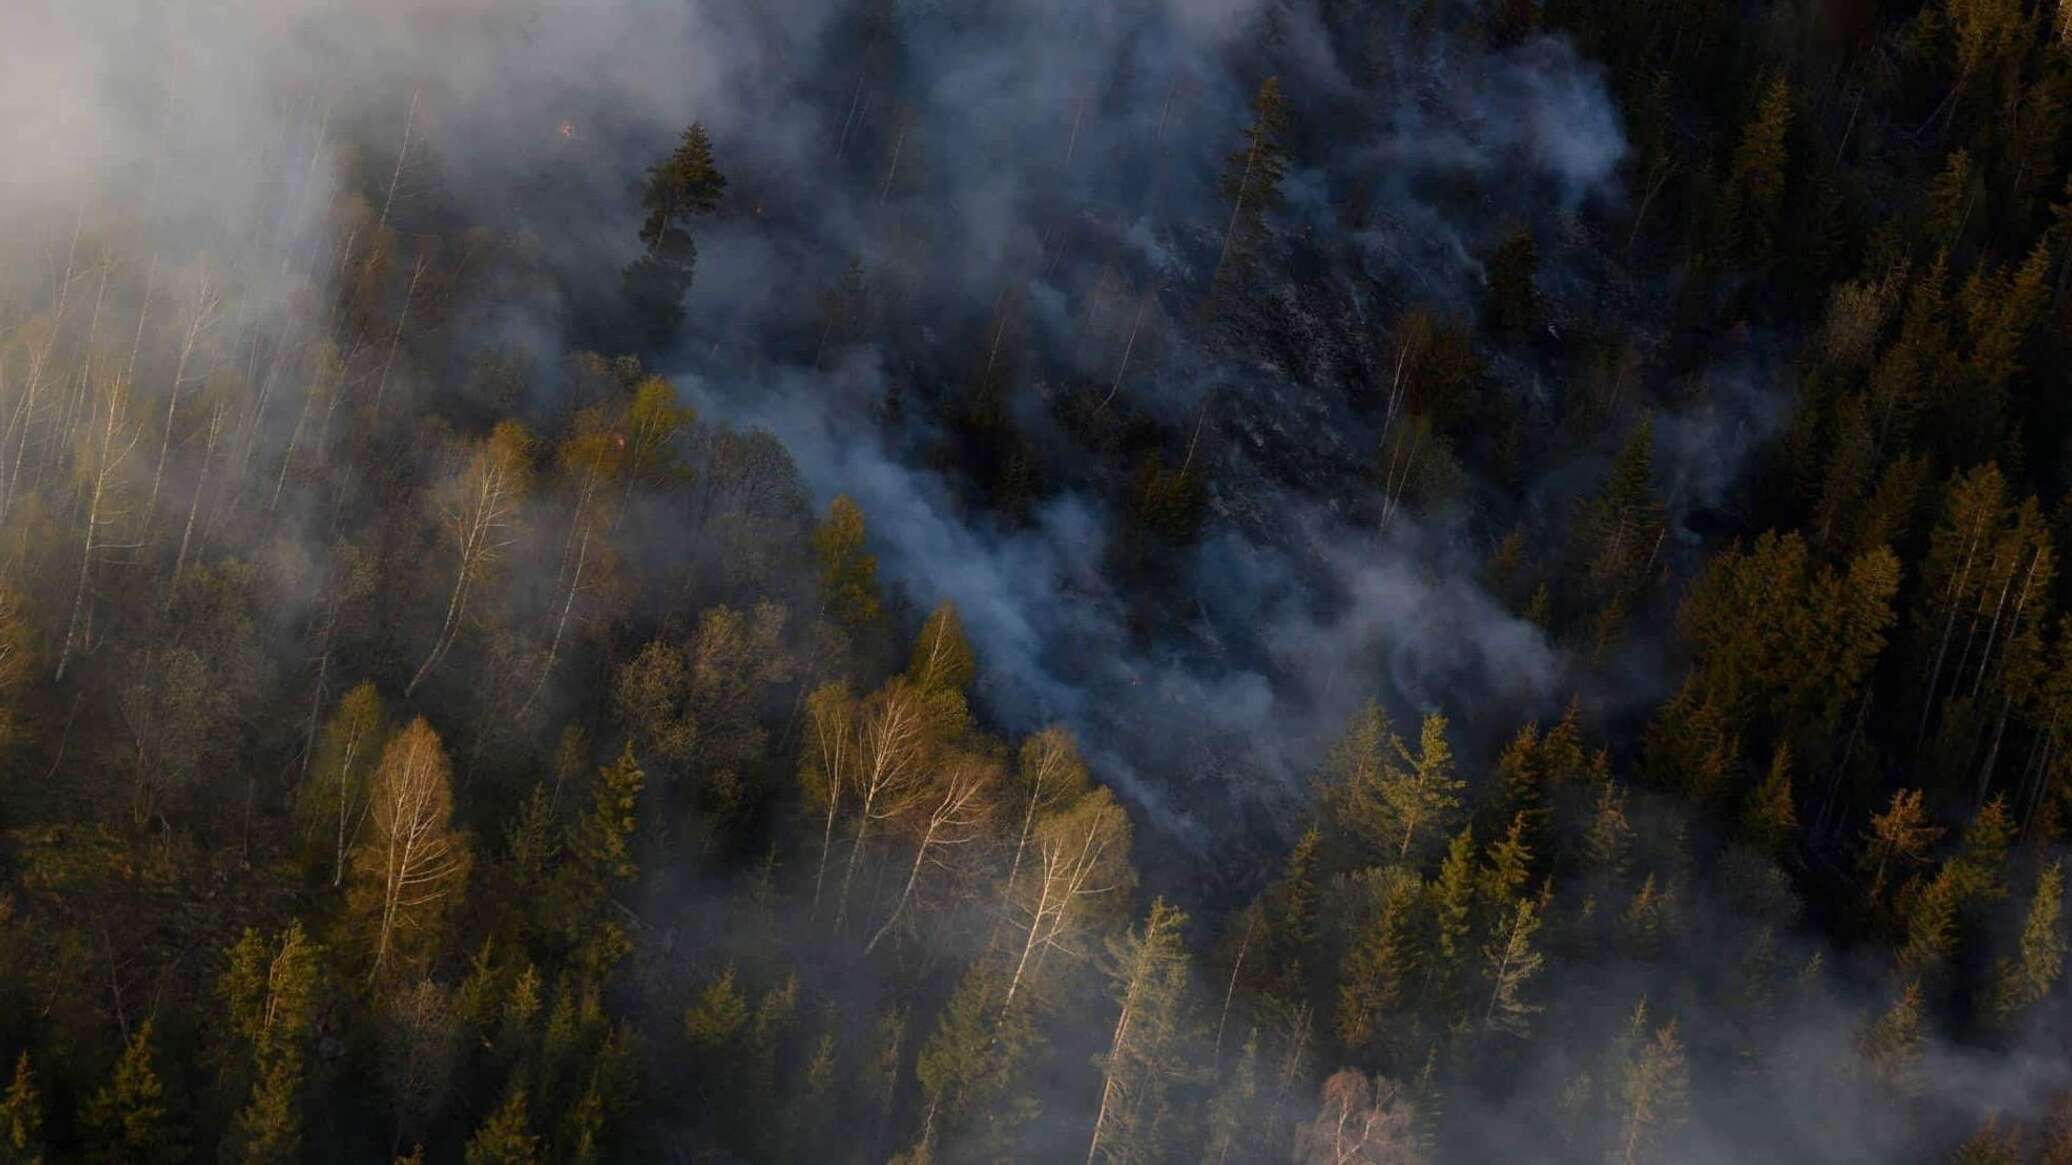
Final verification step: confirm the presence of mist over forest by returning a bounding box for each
[0,0,2069,1161]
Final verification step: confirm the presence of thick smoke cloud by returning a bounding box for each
[15,3,2040,1163]
[0,0,1657,840]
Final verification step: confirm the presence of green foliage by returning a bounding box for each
[1217,76,1294,268]
[84,1019,181,1165]
[1726,74,1792,262]
[1741,745,1799,854]
[0,1053,42,1165]
[1574,419,1665,603]
[906,601,976,696]
[627,122,726,342]
[1319,704,1466,866]
[1859,980,1927,1094]
[684,966,751,1056]
[814,496,884,635]
[1991,861,2065,1021]
[568,745,644,897]
[465,1086,540,1165]
[914,966,1039,1156]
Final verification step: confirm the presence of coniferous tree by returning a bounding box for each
[565,745,644,919]
[1087,899,1191,1165]
[1991,861,2065,1021]
[1575,419,1665,604]
[1742,744,1799,854]
[466,1085,540,1165]
[297,681,385,887]
[1613,1009,1688,1165]
[906,600,976,696]
[0,1053,42,1165]
[814,495,885,637]
[626,122,726,342]
[1726,74,1792,262]
[85,1019,181,1165]
[1859,980,1927,1094]
[1482,898,1546,1038]
[1215,76,1293,279]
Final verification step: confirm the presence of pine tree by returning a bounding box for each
[1087,899,1191,1165]
[85,1019,181,1164]
[1397,713,1466,863]
[1622,874,1678,957]
[1860,789,1944,905]
[231,1054,302,1165]
[1493,721,1544,826]
[1584,781,1637,875]
[1576,419,1666,601]
[296,680,385,887]
[1429,827,1478,1011]
[1926,150,1975,247]
[1991,861,2064,1021]
[914,965,1038,1157]
[1336,869,1420,1055]
[1950,1116,2024,1165]
[814,495,884,636]
[906,601,976,696]
[1482,898,1546,1037]
[1948,795,2013,907]
[1742,744,1799,854]
[1614,1011,1688,1165]
[684,966,750,1056]
[1202,1030,1259,1165]
[1727,74,1792,261]
[626,121,726,342]
[1273,825,1324,960]
[219,922,321,1165]
[1215,76,1294,278]
[567,744,644,912]
[0,1053,42,1165]
[1859,980,1927,1094]
[1477,813,1535,919]
[1790,544,1902,734]
[466,1086,540,1165]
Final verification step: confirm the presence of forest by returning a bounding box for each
[0,0,2070,1160]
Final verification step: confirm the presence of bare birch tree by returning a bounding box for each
[408,422,532,696]
[1001,786,1132,1006]
[55,374,144,681]
[833,677,961,934]
[865,751,999,954]
[800,681,855,915]
[352,718,471,981]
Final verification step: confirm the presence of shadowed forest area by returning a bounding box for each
[1,0,2071,1160]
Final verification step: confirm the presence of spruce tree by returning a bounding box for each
[814,496,884,636]
[1215,76,1293,279]
[626,121,727,342]
[1991,861,2064,1021]
[465,1086,540,1165]
[0,1053,42,1165]
[85,1019,181,1165]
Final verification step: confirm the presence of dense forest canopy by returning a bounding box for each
[0,0,2070,1160]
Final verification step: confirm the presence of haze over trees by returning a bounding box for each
[0,0,2068,1160]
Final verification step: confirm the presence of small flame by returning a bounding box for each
[558,119,576,140]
